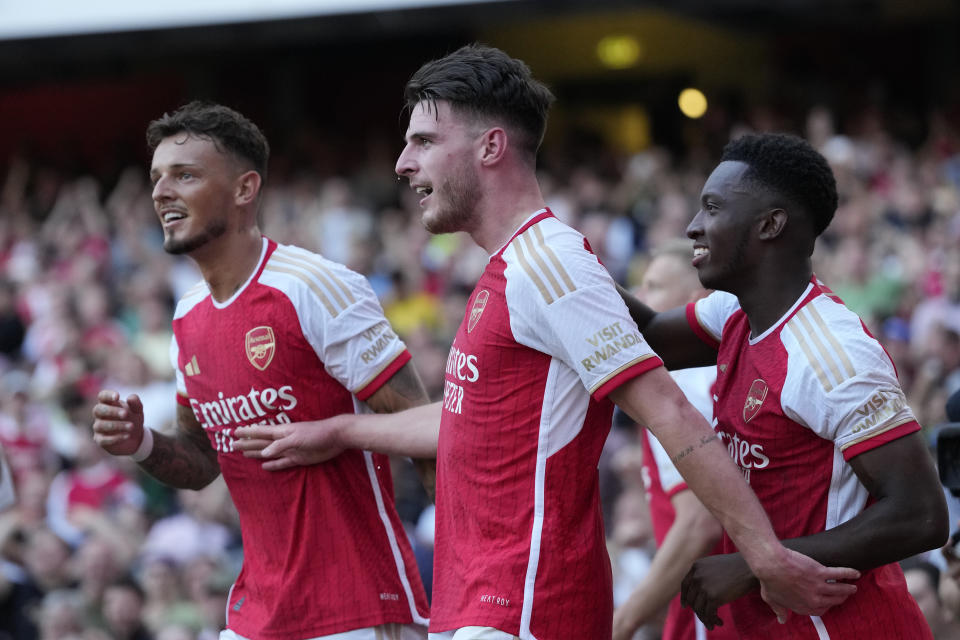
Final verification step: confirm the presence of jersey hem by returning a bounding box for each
[686,301,721,349]
[592,355,663,401]
[355,349,412,401]
[841,419,920,460]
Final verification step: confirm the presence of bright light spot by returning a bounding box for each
[678,88,708,119]
[596,35,642,69]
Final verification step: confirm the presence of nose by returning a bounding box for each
[686,209,705,239]
[152,174,172,203]
[395,144,415,179]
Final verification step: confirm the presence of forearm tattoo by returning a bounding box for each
[139,405,220,490]
[671,433,718,465]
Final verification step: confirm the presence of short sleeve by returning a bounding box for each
[688,290,740,348]
[780,295,919,459]
[505,219,662,400]
[170,332,190,407]
[262,245,410,402]
[320,279,410,401]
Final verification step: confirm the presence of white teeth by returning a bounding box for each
[415,186,432,195]
[693,247,708,257]
[163,212,186,222]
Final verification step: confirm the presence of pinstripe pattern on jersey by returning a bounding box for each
[513,226,576,305]
[362,451,430,628]
[785,303,856,392]
[264,248,357,318]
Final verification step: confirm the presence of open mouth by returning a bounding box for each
[161,210,187,225]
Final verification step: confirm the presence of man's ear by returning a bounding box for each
[478,127,508,166]
[236,171,262,206]
[758,208,788,240]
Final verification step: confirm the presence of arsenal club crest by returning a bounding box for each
[468,289,490,333]
[245,326,276,371]
[743,378,768,423]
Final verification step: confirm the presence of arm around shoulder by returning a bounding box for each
[616,284,715,369]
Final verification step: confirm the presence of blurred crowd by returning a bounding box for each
[0,100,959,639]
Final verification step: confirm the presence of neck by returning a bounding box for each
[735,260,813,338]
[469,172,547,254]
[192,226,264,303]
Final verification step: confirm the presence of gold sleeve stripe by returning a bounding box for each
[792,307,855,388]
[807,303,856,378]
[786,321,833,392]
[263,265,339,317]
[271,250,355,308]
[514,235,555,304]
[793,310,844,385]
[838,417,915,451]
[519,231,566,300]
[588,353,657,393]
[531,225,577,293]
[271,251,357,309]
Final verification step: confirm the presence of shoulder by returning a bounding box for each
[172,280,210,320]
[692,290,741,341]
[780,292,899,403]
[502,216,611,304]
[260,243,374,318]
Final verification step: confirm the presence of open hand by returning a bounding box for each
[233,418,347,470]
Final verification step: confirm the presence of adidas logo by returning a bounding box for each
[184,355,201,376]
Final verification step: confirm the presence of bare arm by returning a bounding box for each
[616,283,716,369]
[609,369,858,620]
[363,362,435,499]
[613,489,722,640]
[681,431,949,623]
[92,390,220,490]
[234,362,441,470]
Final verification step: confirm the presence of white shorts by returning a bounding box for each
[221,623,427,640]
[428,628,519,640]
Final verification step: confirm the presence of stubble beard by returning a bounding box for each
[162,218,229,255]
[421,165,481,236]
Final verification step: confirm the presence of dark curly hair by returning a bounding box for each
[146,101,269,182]
[721,133,838,236]
[403,44,555,164]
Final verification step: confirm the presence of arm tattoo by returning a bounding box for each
[367,362,430,414]
[671,433,719,466]
[138,404,220,490]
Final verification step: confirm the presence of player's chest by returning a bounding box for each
[713,335,789,440]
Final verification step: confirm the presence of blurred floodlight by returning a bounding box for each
[0,0,511,40]
[678,87,708,119]
[596,35,642,69]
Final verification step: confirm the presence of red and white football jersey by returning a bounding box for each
[686,277,929,640]
[640,368,735,640]
[429,210,663,639]
[171,238,428,640]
